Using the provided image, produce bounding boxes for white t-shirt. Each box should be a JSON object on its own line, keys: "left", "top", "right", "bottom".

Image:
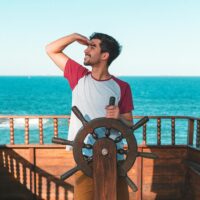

{"left": 64, "top": 59, "right": 134, "bottom": 151}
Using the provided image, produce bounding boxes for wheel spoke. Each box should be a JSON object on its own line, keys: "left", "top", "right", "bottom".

{"left": 117, "top": 149, "right": 127, "bottom": 155}
{"left": 92, "top": 131, "right": 98, "bottom": 139}
{"left": 131, "top": 116, "right": 149, "bottom": 131}
{"left": 125, "top": 175, "right": 138, "bottom": 192}
{"left": 105, "top": 128, "right": 111, "bottom": 137}
{"left": 83, "top": 155, "right": 93, "bottom": 163}
{"left": 83, "top": 143, "right": 93, "bottom": 149}
{"left": 72, "top": 106, "right": 88, "bottom": 126}
{"left": 114, "top": 135, "right": 123, "bottom": 143}
{"left": 60, "top": 165, "right": 80, "bottom": 180}
{"left": 52, "top": 137, "right": 74, "bottom": 146}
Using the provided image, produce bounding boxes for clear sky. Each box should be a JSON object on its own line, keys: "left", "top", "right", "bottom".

{"left": 0, "top": 0, "right": 200, "bottom": 76}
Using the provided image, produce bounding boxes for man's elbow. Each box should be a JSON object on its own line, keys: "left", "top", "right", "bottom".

{"left": 45, "top": 44, "right": 61, "bottom": 57}
{"left": 45, "top": 44, "right": 52, "bottom": 55}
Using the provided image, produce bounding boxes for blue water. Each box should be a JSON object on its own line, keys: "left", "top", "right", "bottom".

{"left": 0, "top": 76, "right": 200, "bottom": 145}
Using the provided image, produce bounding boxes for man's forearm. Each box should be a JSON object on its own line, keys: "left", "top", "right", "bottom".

{"left": 45, "top": 33, "right": 89, "bottom": 71}
{"left": 120, "top": 116, "right": 133, "bottom": 127}
{"left": 45, "top": 33, "right": 77, "bottom": 54}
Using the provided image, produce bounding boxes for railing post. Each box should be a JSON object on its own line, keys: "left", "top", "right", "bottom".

{"left": 196, "top": 120, "right": 200, "bottom": 148}
{"left": 187, "top": 118, "right": 194, "bottom": 146}
{"left": 25, "top": 118, "right": 29, "bottom": 144}
{"left": 157, "top": 118, "right": 161, "bottom": 145}
{"left": 9, "top": 118, "right": 14, "bottom": 144}
{"left": 171, "top": 118, "right": 175, "bottom": 145}
{"left": 53, "top": 118, "right": 58, "bottom": 138}
{"left": 142, "top": 123, "right": 147, "bottom": 145}
{"left": 39, "top": 118, "right": 43, "bottom": 144}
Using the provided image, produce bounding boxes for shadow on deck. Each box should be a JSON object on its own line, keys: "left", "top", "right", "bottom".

{"left": 0, "top": 146, "right": 73, "bottom": 200}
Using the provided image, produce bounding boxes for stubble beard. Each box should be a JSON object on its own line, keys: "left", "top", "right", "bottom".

{"left": 84, "top": 60, "right": 91, "bottom": 66}
{"left": 83, "top": 55, "right": 100, "bottom": 66}
{"left": 84, "top": 55, "right": 92, "bottom": 66}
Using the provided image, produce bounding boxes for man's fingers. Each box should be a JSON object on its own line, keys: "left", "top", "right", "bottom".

{"left": 105, "top": 105, "right": 120, "bottom": 119}
{"left": 77, "top": 38, "right": 90, "bottom": 45}
{"left": 107, "top": 110, "right": 115, "bottom": 114}
{"left": 106, "top": 113, "right": 119, "bottom": 119}
{"left": 76, "top": 34, "right": 90, "bottom": 45}
{"left": 105, "top": 105, "right": 115, "bottom": 110}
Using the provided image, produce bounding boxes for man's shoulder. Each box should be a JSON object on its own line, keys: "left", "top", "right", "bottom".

{"left": 64, "top": 58, "right": 90, "bottom": 90}
{"left": 111, "top": 76, "right": 130, "bottom": 88}
{"left": 66, "top": 58, "right": 84, "bottom": 68}
{"left": 64, "top": 58, "right": 89, "bottom": 75}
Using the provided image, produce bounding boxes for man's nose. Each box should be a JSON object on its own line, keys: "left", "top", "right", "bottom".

{"left": 84, "top": 47, "right": 89, "bottom": 54}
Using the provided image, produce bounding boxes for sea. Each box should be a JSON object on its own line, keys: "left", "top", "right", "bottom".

{"left": 0, "top": 76, "right": 200, "bottom": 145}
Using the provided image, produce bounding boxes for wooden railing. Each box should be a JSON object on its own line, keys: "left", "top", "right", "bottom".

{"left": 0, "top": 115, "right": 200, "bottom": 148}
{"left": 133, "top": 116, "right": 200, "bottom": 147}
{"left": 0, "top": 115, "right": 70, "bottom": 145}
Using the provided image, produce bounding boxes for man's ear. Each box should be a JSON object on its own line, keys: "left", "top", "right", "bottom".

{"left": 101, "top": 52, "right": 109, "bottom": 61}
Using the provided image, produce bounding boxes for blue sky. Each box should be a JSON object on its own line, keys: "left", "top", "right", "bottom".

{"left": 0, "top": 0, "right": 200, "bottom": 76}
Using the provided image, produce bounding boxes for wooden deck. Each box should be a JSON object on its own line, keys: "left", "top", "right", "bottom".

{"left": 0, "top": 115, "right": 200, "bottom": 199}
{"left": 0, "top": 145, "right": 200, "bottom": 199}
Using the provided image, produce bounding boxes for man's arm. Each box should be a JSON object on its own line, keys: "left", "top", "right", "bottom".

{"left": 45, "top": 33, "right": 90, "bottom": 71}
{"left": 106, "top": 106, "right": 133, "bottom": 126}
{"left": 120, "top": 112, "right": 133, "bottom": 126}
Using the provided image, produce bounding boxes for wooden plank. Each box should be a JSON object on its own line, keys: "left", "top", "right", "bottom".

{"left": 188, "top": 170, "right": 200, "bottom": 200}
{"left": 143, "top": 175, "right": 185, "bottom": 184}
{"left": 143, "top": 147, "right": 187, "bottom": 158}
{"left": 136, "top": 156, "right": 142, "bottom": 200}
{"left": 143, "top": 165, "right": 185, "bottom": 176}
{"left": 188, "top": 147, "right": 200, "bottom": 165}
{"left": 143, "top": 158, "right": 185, "bottom": 167}
{"left": 142, "top": 147, "right": 187, "bottom": 200}
{"left": 185, "top": 147, "right": 200, "bottom": 200}
{"left": 35, "top": 148, "right": 71, "bottom": 156}
{"left": 93, "top": 138, "right": 117, "bottom": 200}
{"left": 36, "top": 158, "right": 75, "bottom": 166}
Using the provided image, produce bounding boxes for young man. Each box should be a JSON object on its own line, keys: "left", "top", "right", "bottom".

{"left": 46, "top": 33, "right": 134, "bottom": 199}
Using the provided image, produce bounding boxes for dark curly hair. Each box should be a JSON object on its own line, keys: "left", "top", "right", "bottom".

{"left": 89, "top": 32, "right": 122, "bottom": 66}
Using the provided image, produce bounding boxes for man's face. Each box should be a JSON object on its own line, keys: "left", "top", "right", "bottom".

{"left": 84, "top": 39, "right": 103, "bottom": 66}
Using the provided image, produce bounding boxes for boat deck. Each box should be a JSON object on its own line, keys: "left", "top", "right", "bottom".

{"left": 0, "top": 115, "right": 200, "bottom": 200}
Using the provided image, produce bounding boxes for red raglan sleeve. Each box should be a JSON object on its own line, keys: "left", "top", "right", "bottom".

{"left": 119, "top": 84, "right": 134, "bottom": 114}
{"left": 64, "top": 59, "right": 88, "bottom": 90}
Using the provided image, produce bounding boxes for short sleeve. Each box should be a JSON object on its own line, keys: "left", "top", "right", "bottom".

{"left": 118, "top": 84, "right": 134, "bottom": 114}
{"left": 64, "top": 59, "right": 88, "bottom": 90}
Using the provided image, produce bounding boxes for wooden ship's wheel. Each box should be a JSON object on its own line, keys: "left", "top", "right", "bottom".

{"left": 52, "top": 97, "right": 157, "bottom": 199}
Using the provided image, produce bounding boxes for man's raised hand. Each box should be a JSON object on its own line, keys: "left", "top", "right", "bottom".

{"left": 74, "top": 33, "right": 90, "bottom": 46}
